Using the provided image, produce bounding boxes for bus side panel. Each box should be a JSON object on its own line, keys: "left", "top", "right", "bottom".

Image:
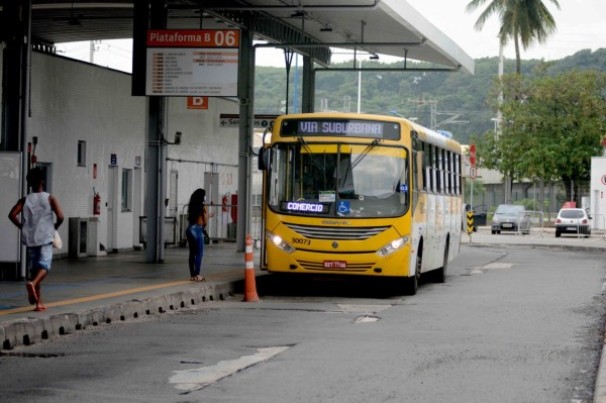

{"left": 410, "top": 192, "right": 429, "bottom": 277}
{"left": 415, "top": 193, "right": 462, "bottom": 275}
{"left": 450, "top": 196, "right": 463, "bottom": 260}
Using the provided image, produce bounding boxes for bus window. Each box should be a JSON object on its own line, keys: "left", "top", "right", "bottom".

{"left": 267, "top": 142, "right": 408, "bottom": 218}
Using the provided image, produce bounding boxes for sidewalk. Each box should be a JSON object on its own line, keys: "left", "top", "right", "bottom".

{"left": 0, "top": 242, "right": 255, "bottom": 350}
{"left": 462, "top": 225, "right": 606, "bottom": 251}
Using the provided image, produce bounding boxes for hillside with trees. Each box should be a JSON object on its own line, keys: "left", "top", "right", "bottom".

{"left": 254, "top": 48, "right": 606, "bottom": 145}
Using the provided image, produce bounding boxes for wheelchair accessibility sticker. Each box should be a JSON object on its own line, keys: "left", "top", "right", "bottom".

{"left": 337, "top": 201, "right": 350, "bottom": 215}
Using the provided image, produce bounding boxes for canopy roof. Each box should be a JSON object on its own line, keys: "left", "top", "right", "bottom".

{"left": 24, "top": 0, "right": 474, "bottom": 73}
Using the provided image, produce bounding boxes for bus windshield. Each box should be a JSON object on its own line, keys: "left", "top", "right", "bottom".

{"left": 267, "top": 142, "right": 409, "bottom": 218}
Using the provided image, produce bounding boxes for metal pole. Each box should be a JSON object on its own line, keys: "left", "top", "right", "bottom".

{"left": 357, "top": 60, "right": 362, "bottom": 113}
{"left": 470, "top": 180, "right": 474, "bottom": 212}
{"left": 237, "top": 27, "right": 255, "bottom": 252}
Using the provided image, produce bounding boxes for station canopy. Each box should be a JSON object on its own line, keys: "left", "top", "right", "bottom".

{"left": 25, "top": 0, "right": 474, "bottom": 74}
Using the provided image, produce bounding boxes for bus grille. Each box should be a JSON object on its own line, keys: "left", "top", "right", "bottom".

{"left": 285, "top": 223, "right": 389, "bottom": 240}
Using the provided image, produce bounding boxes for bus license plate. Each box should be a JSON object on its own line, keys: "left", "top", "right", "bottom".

{"left": 324, "top": 260, "right": 347, "bottom": 269}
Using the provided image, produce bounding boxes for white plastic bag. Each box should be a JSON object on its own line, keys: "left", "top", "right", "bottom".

{"left": 52, "top": 230, "right": 63, "bottom": 249}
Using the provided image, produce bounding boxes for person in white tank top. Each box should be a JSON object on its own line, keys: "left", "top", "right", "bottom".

{"left": 8, "top": 167, "right": 64, "bottom": 311}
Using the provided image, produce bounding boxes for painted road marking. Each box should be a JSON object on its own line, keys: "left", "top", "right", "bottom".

{"left": 170, "top": 346, "right": 291, "bottom": 393}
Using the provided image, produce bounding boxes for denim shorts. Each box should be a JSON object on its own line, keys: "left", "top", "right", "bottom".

{"left": 28, "top": 244, "right": 53, "bottom": 273}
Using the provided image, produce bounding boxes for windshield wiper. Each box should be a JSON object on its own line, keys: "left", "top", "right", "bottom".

{"left": 297, "top": 137, "right": 327, "bottom": 171}
{"left": 350, "top": 138, "right": 380, "bottom": 170}
{"left": 297, "top": 136, "right": 312, "bottom": 154}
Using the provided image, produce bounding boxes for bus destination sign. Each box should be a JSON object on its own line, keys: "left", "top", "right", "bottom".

{"left": 281, "top": 201, "right": 329, "bottom": 214}
{"left": 281, "top": 119, "right": 400, "bottom": 140}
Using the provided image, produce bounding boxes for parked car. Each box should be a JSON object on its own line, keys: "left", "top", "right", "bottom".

{"left": 491, "top": 204, "right": 531, "bottom": 234}
{"left": 555, "top": 208, "right": 591, "bottom": 238}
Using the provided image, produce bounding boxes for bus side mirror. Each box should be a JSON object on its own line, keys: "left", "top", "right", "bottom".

{"left": 258, "top": 147, "right": 269, "bottom": 170}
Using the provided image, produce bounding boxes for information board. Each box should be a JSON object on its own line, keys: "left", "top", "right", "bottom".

{"left": 145, "top": 29, "right": 239, "bottom": 97}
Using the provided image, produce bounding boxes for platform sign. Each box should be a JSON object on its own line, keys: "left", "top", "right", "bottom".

{"left": 187, "top": 96, "right": 209, "bottom": 110}
{"left": 220, "top": 114, "right": 278, "bottom": 129}
{"left": 145, "top": 29, "right": 239, "bottom": 97}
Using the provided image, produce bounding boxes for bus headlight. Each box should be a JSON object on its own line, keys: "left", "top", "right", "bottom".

{"left": 266, "top": 231, "right": 295, "bottom": 253}
{"left": 377, "top": 236, "right": 409, "bottom": 257}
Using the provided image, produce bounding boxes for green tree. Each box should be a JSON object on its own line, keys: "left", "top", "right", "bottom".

{"left": 466, "top": 0, "right": 560, "bottom": 74}
{"left": 477, "top": 70, "right": 606, "bottom": 205}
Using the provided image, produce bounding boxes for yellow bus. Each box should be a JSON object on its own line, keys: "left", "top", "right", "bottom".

{"left": 257, "top": 112, "right": 463, "bottom": 295}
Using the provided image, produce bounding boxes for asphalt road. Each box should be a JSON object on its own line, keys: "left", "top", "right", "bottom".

{"left": 1, "top": 243, "right": 605, "bottom": 403}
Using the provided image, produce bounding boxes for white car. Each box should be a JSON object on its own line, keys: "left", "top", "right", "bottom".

{"left": 555, "top": 208, "right": 591, "bottom": 238}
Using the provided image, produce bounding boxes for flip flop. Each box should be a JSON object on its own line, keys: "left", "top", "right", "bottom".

{"left": 34, "top": 305, "right": 47, "bottom": 312}
{"left": 26, "top": 282, "right": 38, "bottom": 305}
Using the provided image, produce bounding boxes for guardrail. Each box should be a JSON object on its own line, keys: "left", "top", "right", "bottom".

{"left": 526, "top": 210, "right": 545, "bottom": 236}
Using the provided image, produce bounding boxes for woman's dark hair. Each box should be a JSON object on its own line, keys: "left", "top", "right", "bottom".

{"left": 187, "top": 188, "right": 206, "bottom": 225}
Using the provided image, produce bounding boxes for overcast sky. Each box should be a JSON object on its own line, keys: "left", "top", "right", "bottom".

{"left": 407, "top": 0, "right": 606, "bottom": 61}
{"left": 56, "top": 0, "right": 606, "bottom": 71}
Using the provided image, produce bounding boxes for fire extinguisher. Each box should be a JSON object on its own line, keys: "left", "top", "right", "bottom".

{"left": 93, "top": 188, "right": 101, "bottom": 216}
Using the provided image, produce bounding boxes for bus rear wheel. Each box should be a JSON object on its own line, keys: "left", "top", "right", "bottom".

{"left": 431, "top": 241, "right": 449, "bottom": 283}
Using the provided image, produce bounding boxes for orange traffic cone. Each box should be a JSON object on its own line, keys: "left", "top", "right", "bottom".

{"left": 243, "top": 234, "right": 259, "bottom": 302}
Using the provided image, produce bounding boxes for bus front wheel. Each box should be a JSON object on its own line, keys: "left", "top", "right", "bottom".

{"left": 404, "top": 251, "right": 422, "bottom": 296}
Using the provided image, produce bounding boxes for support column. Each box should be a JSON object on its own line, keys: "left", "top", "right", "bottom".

{"left": 301, "top": 55, "right": 315, "bottom": 113}
{"left": 138, "top": 0, "right": 168, "bottom": 263}
{"left": 236, "top": 27, "right": 255, "bottom": 252}
{"left": 1, "top": 0, "right": 31, "bottom": 280}
{"left": 1, "top": 0, "right": 30, "bottom": 152}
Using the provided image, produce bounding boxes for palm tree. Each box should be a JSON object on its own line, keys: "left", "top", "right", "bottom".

{"left": 466, "top": 0, "right": 560, "bottom": 74}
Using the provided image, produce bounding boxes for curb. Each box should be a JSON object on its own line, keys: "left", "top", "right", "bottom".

{"left": 1, "top": 281, "right": 237, "bottom": 351}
